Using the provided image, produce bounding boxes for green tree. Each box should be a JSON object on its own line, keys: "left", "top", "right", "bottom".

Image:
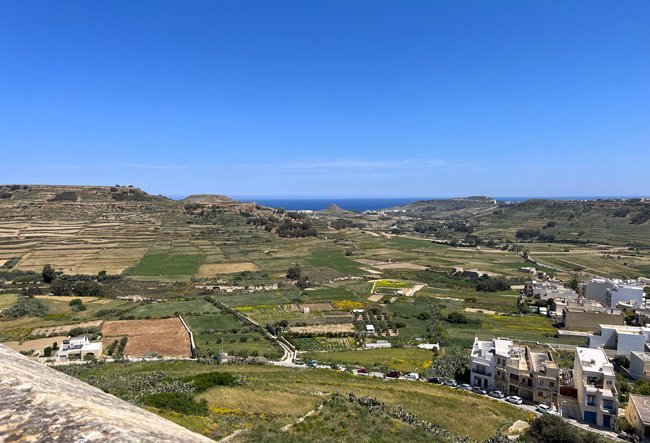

{"left": 42, "top": 264, "right": 56, "bottom": 283}
{"left": 286, "top": 265, "right": 301, "bottom": 280}
{"left": 427, "top": 346, "right": 470, "bottom": 379}
{"left": 567, "top": 273, "right": 580, "bottom": 291}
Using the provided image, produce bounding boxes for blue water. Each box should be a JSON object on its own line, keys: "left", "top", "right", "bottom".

{"left": 166, "top": 195, "right": 643, "bottom": 211}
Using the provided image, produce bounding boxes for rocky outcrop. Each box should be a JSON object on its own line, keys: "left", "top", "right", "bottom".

{"left": 0, "top": 344, "right": 212, "bottom": 442}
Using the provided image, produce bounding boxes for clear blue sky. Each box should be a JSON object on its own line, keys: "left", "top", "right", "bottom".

{"left": 1, "top": 1, "right": 649, "bottom": 197}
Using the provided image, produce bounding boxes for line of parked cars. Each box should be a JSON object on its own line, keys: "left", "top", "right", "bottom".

{"left": 426, "top": 378, "right": 560, "bottom": 414}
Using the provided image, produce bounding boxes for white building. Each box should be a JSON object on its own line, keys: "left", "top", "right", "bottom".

{"left": 57, "top": 336, "right": 103, "bottom": 361}
{"left": 606, "top": 284, "right": 645, "bottom": 309}
{"left": 581, "top": 278, "right": 646, "bottom": 307}
{"left": 470, "top": 337, "right": 560, "bottom": 405}
{"left": 470, "top": 338, "right": 513, "bottom": 390}
{"left": 589, "top": 324, "right": 650, "bottom": 357}
{"left": 630, "top": 352, "right": 650, "bottom": 381}
{"left": 581, "top": 278, "right": 616, "bottom": 303}
{"left": 573, "top": 347, "right": 618, "bottom": 429}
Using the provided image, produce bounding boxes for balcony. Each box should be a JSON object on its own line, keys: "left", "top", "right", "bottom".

{"left": 471, "top": 368, "right": 492, "bottom": 377}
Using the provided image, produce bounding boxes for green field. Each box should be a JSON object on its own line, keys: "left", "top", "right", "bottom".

{"left": 303, "top": 348, "right": 433, "bottom": 372}
{"left": 0, "top": 293, "right": 19, "bottom": 310}
{"left": 130, "top": 253, "right": 203, "bottom": 278}
{"left": 127, "top": 298, "right": 219, "bottom": 318}
{"left": 185, "top": 312, "right": 281, "bottom": 359}
{"left": 307, "top": 249, "right": 363, "bottom": 275}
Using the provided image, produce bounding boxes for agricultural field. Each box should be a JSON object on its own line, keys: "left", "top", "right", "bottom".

{"left": 130, "top": 253, "right": 204, "bottom": 280}
{"left": 184, "top": 308, "right": 281, "bottom": 359}
{"left": 102, "top": 318, "right": 192, "bottom": 358}
{"left": 126, "top": 298, "right": 220, "bottom": 319}
{"left": 302, "top": 348, "right": 433, "bottom": 372}
{"left": 289, "top": 336, "right": 355, "bottom": 352}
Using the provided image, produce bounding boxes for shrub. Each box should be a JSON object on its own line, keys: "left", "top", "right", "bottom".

{"left": 141, "top": 392, "right": 208, "bottom": 415}
{"left": 2, "top": 296, "right": 48, "bottom": 318}
{"left": 525, "top": 414, "right": 604, "bottom": 442}
{"left": 43, "top": 346, "right": 53, "bottom": 357}
{"left": 184, "top": 371, "right": 237, "bottom": 392}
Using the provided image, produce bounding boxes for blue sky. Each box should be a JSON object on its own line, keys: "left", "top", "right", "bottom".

{"left": 1, "top": 1, "right": 649, "bottom": 197}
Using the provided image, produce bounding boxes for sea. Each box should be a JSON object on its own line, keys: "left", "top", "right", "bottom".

{"left": 165, "top": 195, "right": 643, "bottom": 212}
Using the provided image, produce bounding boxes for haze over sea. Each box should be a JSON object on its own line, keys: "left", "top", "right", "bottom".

{"left": 166, "top": 196, "right": 644, "bottom": 212}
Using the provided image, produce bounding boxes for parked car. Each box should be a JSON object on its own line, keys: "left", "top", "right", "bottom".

{"left": 506, "top": 396, "right": 523, "bottom": 405}
{"left": 357, "top": 368, "right": 368, "bottom": 374}
{"left": 536, "top": 404, "right": 557, "bottom": 415}
{"left": 489, "top": 390, "right": 505, "bottom": 399}
{"left": 457, "top": 383, "right": 472, "bottom": 391}
{"left": 427, "top": 377, "right": 442, "bottom": 384}
{"left": 404, "top": 372, "right": 420, "bottom": 380}
{"left": 385, "top": 370, "right": 402, "bottom": 379}
{"left": 472, "top": 386, "right": 488, "bottom": 395}
{"left": 617, "top": 433, "right": 640, "bottom": 442}
{"left": 443, "top": 379, "right": 458, "bottom": 387}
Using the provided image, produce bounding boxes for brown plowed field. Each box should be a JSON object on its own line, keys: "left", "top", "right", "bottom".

{"left": 101, "top": 318, "right": 191, "bottom": 358}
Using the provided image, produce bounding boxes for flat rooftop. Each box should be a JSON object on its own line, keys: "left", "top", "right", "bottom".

{"left": 630, "top": 394, "right": 650, "bottom": 425}
{"left": 631, "top": 352, "right": 650, "bottom": 362}
{"left": 576, "top": 347, "right": 613, "bottom": 374}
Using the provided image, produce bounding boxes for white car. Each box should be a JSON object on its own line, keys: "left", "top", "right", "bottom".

{"left": 489, "top": 390, "right": 505, "bottom": 399}
{"left": 536, "top": 404, "right": 557, "bottom": 415}
{"left": 457, "top": 383, "right": 472, "bottom": 391}
{"left": 404, "top": 372, "right": 420, "bottom": 380}
{"left": 506, "top": 395, "right": 523, "bottom": 405}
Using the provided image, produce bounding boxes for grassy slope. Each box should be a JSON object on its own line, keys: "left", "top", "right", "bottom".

{"left": 63, "top": 361, "right": 528, "bottom": 441}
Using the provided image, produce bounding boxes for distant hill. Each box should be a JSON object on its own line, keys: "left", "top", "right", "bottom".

{"left": 471, "top": 199, "right": 650, "bottom": 246}
{"left": 181, "top": 194, "right": 235, "bottom": 205}
{"left": 319, "top": 204, "right": 356, "bottom": 215}
{"left": 390, "top": 196, "right": 497, "bottom": 217}
{"left": 0, "top": 184, "right": 169, "bottom": 203}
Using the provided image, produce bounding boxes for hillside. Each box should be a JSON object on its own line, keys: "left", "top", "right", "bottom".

{"left": 391, "top": 197, "right": 497, "bottom": 218}
{"left": 471, "top": 199, "right": 650, "bottom": 246}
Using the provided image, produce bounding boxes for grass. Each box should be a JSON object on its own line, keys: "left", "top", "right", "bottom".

{"left": 302, "top": 348, "right": 433, "bottom": 372}
{"left": 0, "top": 293, "right": 18, "bottom": 310}
{"left": 130, "top": 253, "right": 203, "bottom": 278}
{"left": 243, "top": 395, "right": 440, "bottom": 443}
{"left": 62, "top": 361, "right": 528, "bottom": 441}
{"left": 307, "top": 250, "right": 363, "bottom": 275}
{"left": 127, "top": 298, "right": 219, "bottom": 318}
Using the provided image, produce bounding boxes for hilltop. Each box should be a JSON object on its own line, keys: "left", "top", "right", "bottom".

{"left": 181, "top": 194, "right": 235, "bottom": 205}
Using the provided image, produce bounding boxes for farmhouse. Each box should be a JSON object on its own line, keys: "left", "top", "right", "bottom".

{"left": 57, "top": 336, "right": 103, "bottom": 361}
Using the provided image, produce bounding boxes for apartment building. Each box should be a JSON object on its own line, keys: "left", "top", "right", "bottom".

{"left": 589, "top": 324, "right": 650, "bottom": 357}
{"left": 573, "top": 347, "right": 618, "bottom": 429}
{"left": 470, "top": 337, "right": 560, "bottom": 406}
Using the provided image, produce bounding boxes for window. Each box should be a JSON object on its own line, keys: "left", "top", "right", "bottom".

{"left": 606, "top": 380, "right": 613, "bottom": 385}
{"left": 549, "top": 382, "right": 555, "bottom": 388}
{"left": 603, "top": 400, "right": 614, "bottom": 410}
{"left": 538, "top": 391, "right": 543, "bottom": 397}
{"left": 586, "top": 395, "right": 596, "bottom": 407}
